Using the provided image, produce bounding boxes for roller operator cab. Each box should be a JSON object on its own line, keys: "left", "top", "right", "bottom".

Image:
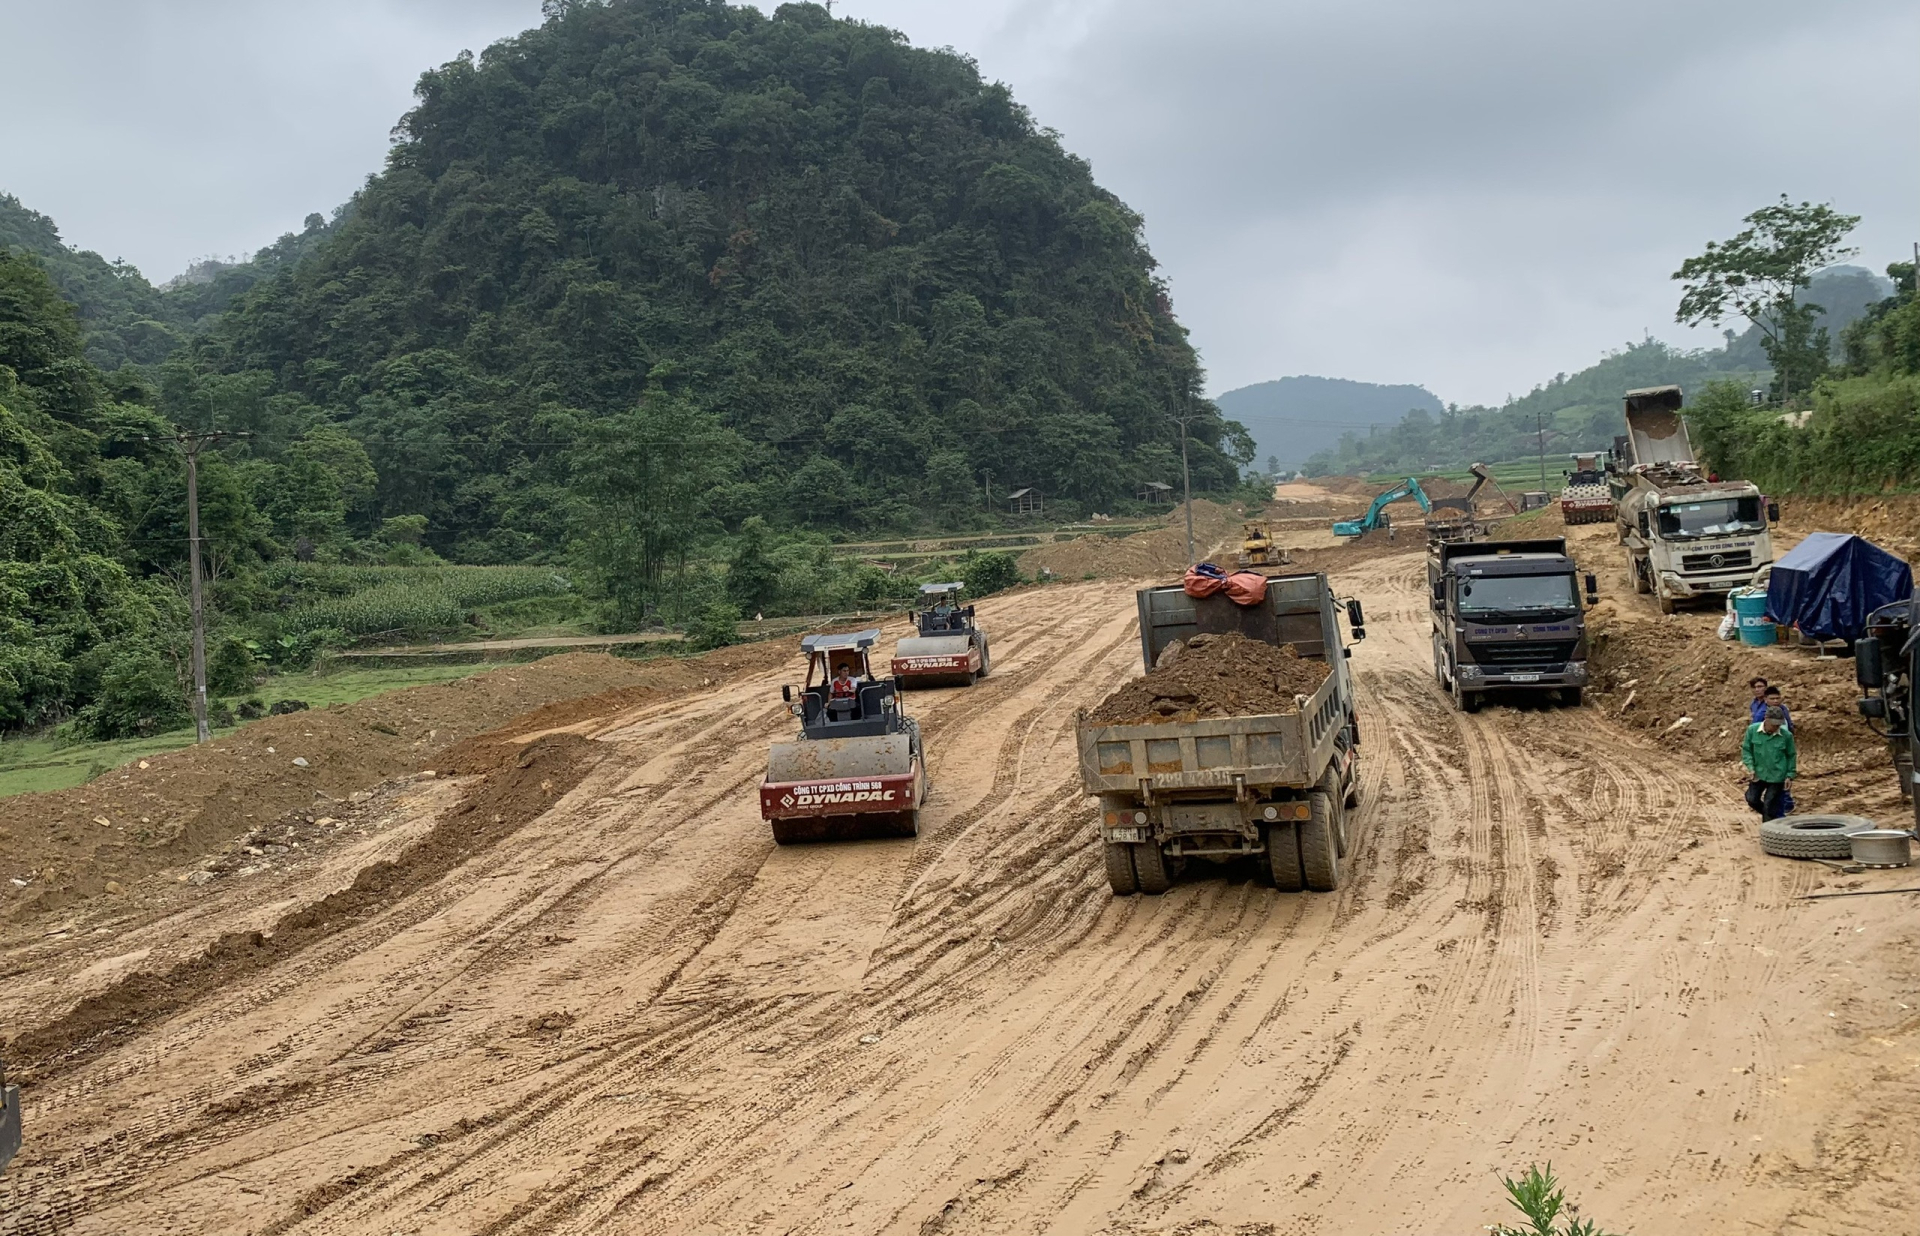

{"left": 761, "top": 630, "right": 928, "bottom": 843}
{"left": 890, "top": 582, "right": 990, "bottom": 688}
{"left": 1430, "top": 538, "right": 1596, "bottom": 712}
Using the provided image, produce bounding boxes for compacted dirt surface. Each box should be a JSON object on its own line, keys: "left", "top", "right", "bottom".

{"left": 5, "top": 552, "right": 1920, "bottom": 1235}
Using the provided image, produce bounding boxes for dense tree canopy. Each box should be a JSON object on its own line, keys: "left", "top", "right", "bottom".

{"left": 186, "top": 0, "right": 1242, "bottom": 558}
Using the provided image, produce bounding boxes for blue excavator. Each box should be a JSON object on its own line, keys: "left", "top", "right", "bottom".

{"left": 1332, "top": 478, "right": 1433, "bottom": 538}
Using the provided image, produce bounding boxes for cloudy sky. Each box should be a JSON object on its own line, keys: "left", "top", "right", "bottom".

{"left": 3, "top": 0, "right": 1914, "bottom": 405}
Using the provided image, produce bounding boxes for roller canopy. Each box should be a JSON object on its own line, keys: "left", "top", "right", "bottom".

{"left": 1766, "top": 532, "right": 1914, "bottom": 640}
{"left": 800, "top": 629, "right": 880, "bottom": 653}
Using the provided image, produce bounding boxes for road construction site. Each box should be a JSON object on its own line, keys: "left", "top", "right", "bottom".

{"left": 4, "top": 509, "right": 1920, "bottom": 1235}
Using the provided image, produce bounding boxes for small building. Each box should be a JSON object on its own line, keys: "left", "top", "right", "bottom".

{"left": 1007, "top": 487, "right": 1043, "bottom": 516}
{"left": 1137, "top": 481, "right": 1174, "bottom": 505}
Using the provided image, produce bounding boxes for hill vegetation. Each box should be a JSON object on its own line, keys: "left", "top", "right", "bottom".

{"left": 1214, "top": 376, "right": 1440, "bottom": 473}
{"left": 0, "top": 0, "right": 1248, "bottom": 740}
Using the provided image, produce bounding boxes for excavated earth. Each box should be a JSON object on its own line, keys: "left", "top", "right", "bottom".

{"left": 3, "top": 513, "right": 1920, "bottom": 1235}
{"left": 1087, "top": 633, "right": 1331, "bottom": 725}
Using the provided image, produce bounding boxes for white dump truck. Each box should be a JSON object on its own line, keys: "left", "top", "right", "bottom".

{"left": 1611, "top": 385, "right": 1777, "bottom": 613}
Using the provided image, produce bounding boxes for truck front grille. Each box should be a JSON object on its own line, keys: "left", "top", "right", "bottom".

{"left": 1471, "top": 640, "right": 1577, "bottom": 670}
{"left": 1680, "top": 549, "right": 1752, "bottom": 573}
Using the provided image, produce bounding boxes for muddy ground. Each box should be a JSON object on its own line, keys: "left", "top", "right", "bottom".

{"left": 2, "top": 507, "right": 1919, "bottom": 1235}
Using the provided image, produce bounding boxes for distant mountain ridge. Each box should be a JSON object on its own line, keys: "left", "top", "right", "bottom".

{"left": 1214, "top": 375, "right": 1443, "bottom": 471}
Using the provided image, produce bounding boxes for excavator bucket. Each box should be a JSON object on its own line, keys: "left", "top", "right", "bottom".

{"left": 891, "top": 635, "right": 980, "bottom": 687}
{"left": 762, "top": 733, "right": 923, "bottom": 842}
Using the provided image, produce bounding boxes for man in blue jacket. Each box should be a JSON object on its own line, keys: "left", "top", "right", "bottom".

{"left": 1741, "top": 705, "right": 1796, "bottom": 820}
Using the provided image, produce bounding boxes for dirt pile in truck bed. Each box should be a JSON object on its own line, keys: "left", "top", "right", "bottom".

{"left": 1087, "top": 633, "right": 1331, "bottom": 725}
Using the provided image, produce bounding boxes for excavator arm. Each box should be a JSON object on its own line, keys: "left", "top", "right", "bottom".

{"left": 1332, "top": 478, "right": 1432, "bottom": 538}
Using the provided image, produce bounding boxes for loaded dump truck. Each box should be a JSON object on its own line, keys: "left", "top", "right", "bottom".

{"left": 890, "top": 582, "right": 990, "bottom": 688}
{"left": 1076, "top": 573, "right": 1365, "bottom": 895}
{"left": 761, "top": 630, "right": 927, "bottom": 843}
{"left": 1611, "top": 385, "right": 1777, "bottom": 613}
{"left": 1430, "top": 537, "right": 1596, "bottom": 712}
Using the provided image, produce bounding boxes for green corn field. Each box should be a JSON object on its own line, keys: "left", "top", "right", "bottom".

{"left": 270, "top": 565, "right": 573, "bottom": 637}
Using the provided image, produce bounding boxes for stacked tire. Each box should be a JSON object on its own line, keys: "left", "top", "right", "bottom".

{"left": 1757, "top": 814, "right": 1877, "bottom": 859}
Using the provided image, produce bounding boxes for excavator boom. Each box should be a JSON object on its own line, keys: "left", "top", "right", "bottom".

{"left": 1332, "top": 478, "right": 1432, "bottom": 538}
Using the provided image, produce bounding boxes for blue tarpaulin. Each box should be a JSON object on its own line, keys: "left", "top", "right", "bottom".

{"left": 1765, "top": 532, "right": 1914, "bottom": 640}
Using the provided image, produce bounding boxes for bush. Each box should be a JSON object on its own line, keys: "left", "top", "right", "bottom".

{"left": 72, "top": 648, "right": 191, "bottom": 739}
{"left": 686, "top": 601, "right": 743, "bottom": 651}
{"left": 208, "top": 636, "right": 260, "bottom": 695}
{"left": 960, "top": 551, "right": 1022, "bottom": 598}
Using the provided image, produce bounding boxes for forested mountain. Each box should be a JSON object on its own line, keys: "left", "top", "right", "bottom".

{"left": 1214, "top": 376, "right": 1441, "bottom": 472}
{"left": 1303, "top": 339, "right": 1771, "bottom": 476}
{"left": 170, "top": 0, "right": 1239, "bottom": 561}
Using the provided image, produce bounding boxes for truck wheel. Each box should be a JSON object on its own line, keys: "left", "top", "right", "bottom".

{"left": 1132, "top": 842, "right": 1174, "bottom": 894}
{"left": 1104, "top": 842, "right": 1139, "bottom": 895}
{"left": 1343, "top": 772, "right": 1360, "bottom": 812}
{"left": 1758, "top": 814, "right": 1875, "bottom": 859}
{"left": 1563, "top": 687, "right": 1583, "bottom": 707}
{"left": 1265, "top": 823, "right": 1305, "bottom": 891}
{"left": 978, "top": 642, "right": 991, "bottom": 678}
{"left": 1626, "top": 550, "right": 1647, "bottom": 594}
{"left": 770, "top": 819, "right": 802, "bottom": 846}
{"left": 1301, "top": 792, "right": 1342, "bottom": 892}
{"left": 1658, "top": 594, "right": 1677, "bottom": 615}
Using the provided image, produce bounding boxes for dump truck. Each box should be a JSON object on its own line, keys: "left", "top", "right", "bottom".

{"left": 890, "top": 582, "right": 990, "bottom": 688}
{"left": 1076, "top": 573, "right": 1366, "bottom": 895}
{"left": 1611, "top": 385, "right": 1777, "bottom": 613}
{"left": 1559, "top": 452, "right": 1614, "bottom": 525}
{"left": 1, "top": 1059, "right": 19, "bottom": 1174}
{"left": 1855, "top": 592, "right": 1920, "bottom": 831}
{"left": 1430, "top": 537, "right": 1597, "bottom": 712}
{"left": 761, "top": 630, "right": 927, "bottom": 843}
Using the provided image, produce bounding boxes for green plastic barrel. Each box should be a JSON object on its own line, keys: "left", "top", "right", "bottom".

{"left": 1732, "top": 588, "right": 1775, "bottom": 646}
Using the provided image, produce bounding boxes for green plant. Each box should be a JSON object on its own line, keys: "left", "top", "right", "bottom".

{"left": 71, "top": 648, "right": 191, "bottom": 740}
{"left": 686, "top": 601, "right": 743, "bottom": 651}
{"left": 1492, "top": 1164, "right": 1621, "bottom": 1236}
{"left": 960, "top": 551, "right": 1022, "bottom": 598}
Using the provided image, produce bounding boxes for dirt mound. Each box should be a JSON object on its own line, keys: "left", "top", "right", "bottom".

{"left": 1087, "top": 633, "right": 1331, "bottom": 725}
{"left": 1019, "top": 501, "right": 1246, "bottom": 580}
{"left": 0, "top": 649, "right": 778, "bottom": 922}
{"left": 4, "top": 733, "right": 604, "bottom": 1082}
{"left": 1778, "top": 494, "right": 1920, "bottom": 561}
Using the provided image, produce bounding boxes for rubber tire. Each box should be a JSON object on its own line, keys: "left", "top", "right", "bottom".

{"left": 1104, "top": 842, "right": 1139, "bottom": 895}
{"left": 1453, "top": 679, "right": 1481, "bottom": 713}
{"left": 1629, "top": 550, "right": 1650, "bottom": 594}
{"left": 903, "top": 809, "right": 922, "bottom": 838}
{"left": 977, "top": 641, "right": 991, "bottom": 679}
{"left": 1266, "top": 823, "right": 1305, "bottom": 891}
{"left": 1658, "top": 594, "right": 1677, "bottom": 615}
{"left": 1300, "top": 791, "right": 1342, "bottom": 892}
{"left": 770, "top": 818, "right": 802, "bottom": 846}
{"left": 1343, "top": 771, "right": 1360, "bottom": 812}
{"left": 1758, "top": 813, "right": 1877, "bottom": 859}
{"left": 1563, "top": 687, "right": 1583, "bottom": 707}
{"left": 1133, "top": 841, "right": 1174, "bottom": 894}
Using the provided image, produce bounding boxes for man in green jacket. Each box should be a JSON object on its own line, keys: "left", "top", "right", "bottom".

{"left": 1741, "top": 704, "right": 1796, "bottom": 820}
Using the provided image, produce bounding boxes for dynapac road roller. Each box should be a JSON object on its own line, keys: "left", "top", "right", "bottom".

{"left": 890, "top": 582, "right": 990, "bottom": 688}
{"left": 761, "top": 630, "right": 928, "bottom": 843}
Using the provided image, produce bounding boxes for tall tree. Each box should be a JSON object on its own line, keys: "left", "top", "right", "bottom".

{"left": 1673, "top": 197, "right": 1860, "bottom": 403}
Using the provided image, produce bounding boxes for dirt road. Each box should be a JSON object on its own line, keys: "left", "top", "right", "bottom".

{"left": 5, "top": 562, "right": 1918, "bottom": 1234}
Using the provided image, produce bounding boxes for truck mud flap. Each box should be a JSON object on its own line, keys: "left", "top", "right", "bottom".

{"left": 0, "top": 1078, "right": 20, "bottom": 1174}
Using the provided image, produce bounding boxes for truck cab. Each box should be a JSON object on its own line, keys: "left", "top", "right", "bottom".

{"left": 1611, "top": 385, "right": 1777, "bottom": 612}
{"left": 1430, "top": 538, "right": 1595, "bottom": 712}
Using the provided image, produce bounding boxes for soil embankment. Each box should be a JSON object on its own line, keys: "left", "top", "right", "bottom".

{"left": 3, "top": 558, "right": 1918, "bottom": 1236}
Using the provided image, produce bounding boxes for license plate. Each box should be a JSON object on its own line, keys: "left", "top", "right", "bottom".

{"left": 1104, "top": 826, "right": 1149, "bottom": 843}
{"left": 1508, "top": 673, "right": 1541, "bottom": 683}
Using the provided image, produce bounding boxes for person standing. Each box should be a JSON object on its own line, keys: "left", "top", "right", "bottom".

{"left": 1746, "top": 676, "right": 1771, "bottom": 725}
{"left": 1761, "top": 684, "right": 1792, "bottom": 730}
{"left": 1741, "top": 704, "right": 1797, "bottom": 821}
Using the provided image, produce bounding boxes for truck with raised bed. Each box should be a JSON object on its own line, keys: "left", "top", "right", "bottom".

{"left": 1077, "top": 573, "right": 1366, "bottom": 896}
{"left": 1611, "top": 385, "right": 1778, "bottom": 613}
{"left": 1430, "top": 537, "right": 1597, "bottom": 712}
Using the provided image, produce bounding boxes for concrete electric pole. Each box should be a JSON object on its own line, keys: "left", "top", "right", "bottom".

{"left": 145, "top": 429, "right": 251, "bottom": 742}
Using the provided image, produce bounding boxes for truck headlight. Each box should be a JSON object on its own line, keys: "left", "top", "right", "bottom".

{"left": 1459, "top": 664, "right": 1483, "bottom": 680}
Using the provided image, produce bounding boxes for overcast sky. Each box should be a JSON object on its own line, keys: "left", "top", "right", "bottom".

{"left": 3, "top": 0, "right": 1914, "bottom": 405}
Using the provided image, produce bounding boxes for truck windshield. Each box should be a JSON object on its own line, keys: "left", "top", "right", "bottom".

{"left": 1657, "top": 497, "right": 1762, "bottom": 538}
{"left": 1458, "top": 573, "right": 1578, "bottom": 618}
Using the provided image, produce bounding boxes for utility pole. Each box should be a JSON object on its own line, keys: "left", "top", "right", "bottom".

{"left": 145, "top": 430, "right": 251, "bottom": 742}
{"left": 981, "top": 468, "right": 993, "bottom": 514}
{"left": 1536, "top": 408, "right": 1547, "bottom": 491}
{"left": 1173, "top": 399, "right": 1197, "bottom": 564}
